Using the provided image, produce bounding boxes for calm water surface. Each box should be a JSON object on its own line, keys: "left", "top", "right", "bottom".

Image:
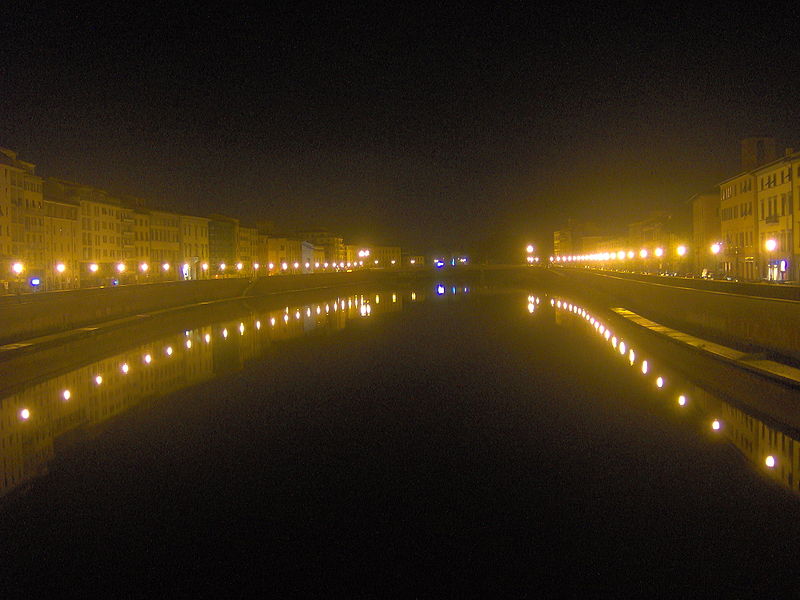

{"left": 1, "top": 282, "right": 799, "bottom": 596}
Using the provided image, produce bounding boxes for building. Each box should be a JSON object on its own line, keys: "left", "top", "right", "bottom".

{"left": 296, "top": 229, "right": 345, "bottom": 264}
{"left": 719, "top": 173, "right": 758, "bottom": 280}
{"left": 45, "top": 179, "right": 125, "bottom": 286}
{"left": 42, "top": 194, "right": 80, "bottom": 290}
{"left": 148, "top": 209, "right": 181, "bottom": 280}
{"left": 371, "top": 245, "right": 401, "bottom": 267}
{"left": 208, "top": 215, "right": 239, "bottom": 277}
{"left": 179, "top": 214, "right": 210, "bottom": 279}
{"left": 1, "top": 148, "right": 45, "bottom": 290}
{"left": 553, "top": 229, "right": 573, "bottom": 258}
{"left": 236, "top": 225, "right": 258, "bottom": 275}
{"left": 267, "top": 237, "right": 313, "bottom": 272}
{"left": 741, "top": 137, "right": 777, "bottom": 172}
{"left": 404, "top": 254, "right": 425, "bottom": 267}
{"left": 131, "top": 209, "right": 152, "bottom": 281}
{"left": 754, "top": 151, "right": 796, "bottom": 281}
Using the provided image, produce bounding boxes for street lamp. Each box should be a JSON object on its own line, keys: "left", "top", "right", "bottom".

{"left": 765, "top": 238, "right": 777, "bottom": 281}
{"left": 54, "top": 262, "right": 66, "bottom": 290}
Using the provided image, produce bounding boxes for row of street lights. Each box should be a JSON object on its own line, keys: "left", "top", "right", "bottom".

{"left": 550, "top": 245, "right": 688, "bottom": 264}
{"left": 6, "top": 255, "right": 392, "bottom": 290}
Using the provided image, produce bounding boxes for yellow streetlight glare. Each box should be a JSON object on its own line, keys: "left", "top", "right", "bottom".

{"left": 676, "top": 245, "right": 687, "bottom": 257}
{"left": 765, "top": 239, "right": 777, "bottom": 252}
{"left": 526, "top": 245, "right": 534, "bottom": 254}
{"left": 56, "top": 263, "right": 66, "bottom": 273}
{"left": 711, "top": 243, "right": 721, "bottom": 255}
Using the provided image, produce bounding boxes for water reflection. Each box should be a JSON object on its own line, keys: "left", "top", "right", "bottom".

{"left": 542, "top": 293, "right": 800, "bottom": 496}
{"left": 0, "top": 287, "right": 456, "bottom": 499}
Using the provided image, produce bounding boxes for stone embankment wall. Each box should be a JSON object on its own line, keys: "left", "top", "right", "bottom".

{"left": 0, "top": 272, "right": 376, "bottom": 345}
{"left": 555, "top": 269, "right": 800, "bottom": 361}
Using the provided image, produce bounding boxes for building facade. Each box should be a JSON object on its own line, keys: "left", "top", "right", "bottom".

{"left": 755, "top": 153, "right": 796, "bottom": 281}
{"left": 208, "top": 215, "right": 239, "bottom": 277}
{"left": 43, "top": 195, "right": 80, "bottom": 290}
{"left": 719, "top": 173, "right": 758, "bottom": 280}
{"left": 1, "top": 148, "right": 45, "bottom": 289}
{"left": 179, "top": 215, "right": 210, "bottom": 279}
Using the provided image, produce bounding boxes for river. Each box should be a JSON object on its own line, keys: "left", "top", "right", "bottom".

{"left": 1, "top": 279, "right": 798, "bottom": 596}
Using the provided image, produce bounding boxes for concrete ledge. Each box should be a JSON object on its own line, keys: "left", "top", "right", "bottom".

{"left": 612, "top": 307, "right": 800, "bottom": 389}
{"left": 556, "top": 269, "right": 800, "bottom": 362}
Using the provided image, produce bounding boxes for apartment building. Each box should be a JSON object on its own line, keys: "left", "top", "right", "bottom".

{"left": 0, "top": 148, "right": 44, "bottom": 287}
{"left": 754, "top": 152, "right": 795, "bottom": 281}
{"left": 179, "top": 214, "right": 210, "bottom": 279}
{"left": 719, "top": 173, "right": 758, "bottom": 280}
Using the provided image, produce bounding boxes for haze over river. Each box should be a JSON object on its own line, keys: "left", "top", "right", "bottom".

{"left": 1, "top": 279, "right": 799, "bottom": 596}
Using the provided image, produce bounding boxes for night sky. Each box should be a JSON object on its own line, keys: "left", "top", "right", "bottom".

{"left": 1, "top": 4, "right": 798, "bottom": 258}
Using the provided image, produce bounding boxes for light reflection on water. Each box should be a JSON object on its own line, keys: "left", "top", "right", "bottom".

{"left": 540, "top": 292, "right": 800, "bottom": 497}
{"left": 0, "top": 286, "right": 462, "bottom": 500}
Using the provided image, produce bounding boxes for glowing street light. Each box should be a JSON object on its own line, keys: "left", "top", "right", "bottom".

{"left": 526, "top": 244, "right": 534, "bottom": 254}
{"left": 89, "top": 263, "right": 99, "bottom": 273}
{"left": 236, "top": 262, "right": 243, "bottom": 271}
{"left": 676, "top": 245, "right": 687, "bottom": 257}
{"left": 764, "top": 239, "right": 777, "bottom": 252}
{"left": 12, "top": 262, "right": 24, "bottom": 275}
{"left": 116, "top": 263, "right": 126, "bottom": 273}
{"left": 639, "top": 249, "right": 648, "bottom": 259}
{"left": 710, "top": 243, "right": 721, "bottom": 255}
{"left": 55, "top": 263, "right": 66, "bottom": 273}
{"left": 140, "top": 263, "right": 149, "bottom": 272}
{"left": 162, "top": 263, "right": 170, "bottom": 272}
{"left": 654, "top": 247, "right": 664, "bottom": 258}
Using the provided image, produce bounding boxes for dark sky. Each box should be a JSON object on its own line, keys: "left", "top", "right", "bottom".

{"left": 1, "top": 4, "right": 798, "bottom": 257}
